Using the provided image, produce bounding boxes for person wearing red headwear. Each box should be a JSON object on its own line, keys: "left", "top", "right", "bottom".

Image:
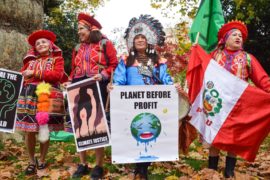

{"left": 64, "top": 13, "right": 118, "bottom": 179}
{"left": 208, "top": 20, "right": 270, "bottom": 178}
{"left": 16, "top": 30, "right": 65, "bottom": 175}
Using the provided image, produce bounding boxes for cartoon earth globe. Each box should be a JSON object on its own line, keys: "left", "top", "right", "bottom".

{"left": 130, "top": 112, "right": 161, "bottom": 143}
{"left": 0, "top": 79, "right": 15, "bottom": 104}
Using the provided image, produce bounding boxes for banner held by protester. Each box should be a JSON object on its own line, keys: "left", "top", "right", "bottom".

{"left": 110, "top": 85, "right": 179, "bottom": 164}
{"left": 66, "top": 78, "right": 110, "bottom": 152}
{"left": 0, "top": 68, "right": 23, "bottom": 133}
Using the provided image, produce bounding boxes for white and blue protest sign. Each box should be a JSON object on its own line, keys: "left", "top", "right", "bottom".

{"left": 110, "top": 85, "right": 179, "bottom": 164}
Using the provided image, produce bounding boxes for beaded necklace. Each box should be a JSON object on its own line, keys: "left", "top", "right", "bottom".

{"left": 136, "top": 54, "right": 155, "bottom": 84}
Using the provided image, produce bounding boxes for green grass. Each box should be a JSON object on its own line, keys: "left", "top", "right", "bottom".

{"left": 104, "top": 147, "right": 111, "bottom": 157}
{"left": 16, "top": 172, "right": 26, "bottom": 180}
{"left": 47, "top": 156, "right": 56, "bottom": 164}
{"left": 48, "top": 141, "right": 58, "bottom": 151}
{"left": 0, "top": 141, "right": 4, "bottom": 151}
{"left": 15, "top": 164, "right": 22, "bottom": 169}
{"left": 184, "top": 157, "right": 207, "bottom": 171}
{"left": 260, "top": 135, "right": 270, "bottom": 151}
{"left": 188, "top": 139, "right": 201, "bottom": 152}
{"left": 50, "top": 165, "right": 61, "bottom": 169}
{"left": 64, "top": 143, "right": 77, "bottom": 154}
{"left": 7, "top": 155, "right": 18, "bottom": 161}
{"left": 72, "top": 156, "right": 80, "bottom": 163}
{"left": 148, "top": 174, "right": 168, "bottom": 179}
{"left": 86, "top": 154, "right": 95, "bottom": 163}
{"left": 104, "top": 163, "right": 118, "bottom": 173}
{"left": 168, "top": 169, "right": 183, "bottom": 176}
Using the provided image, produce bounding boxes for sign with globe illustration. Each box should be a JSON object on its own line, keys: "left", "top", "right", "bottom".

{"left": 0, "top": 68, "right": 23, "bottom": 132}
{"left": 110, "top": 85, "right": 179, "bottom": 164}
{"left": 130, "top": 112, "right": 161, "bottom": 144}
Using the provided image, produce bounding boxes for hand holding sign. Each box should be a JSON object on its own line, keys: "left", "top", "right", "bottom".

{"left": 22, "top": 70, "right": 34, "bottom": 78}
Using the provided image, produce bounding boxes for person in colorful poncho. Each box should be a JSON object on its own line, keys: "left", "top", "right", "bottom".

{"left": 16, "top": 30, "right": 65, "bottom": 175}
{"left": 208, "top": 20, "right": 270, "bottom": 178}
{"left": 64, "top": 13, "right": 118, "bottom": 179}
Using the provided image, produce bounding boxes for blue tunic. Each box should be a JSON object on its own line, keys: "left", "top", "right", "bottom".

{"left": 113, "top": 59, "right": 173, "bottom": 85}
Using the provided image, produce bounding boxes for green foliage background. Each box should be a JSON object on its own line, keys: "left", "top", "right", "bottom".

{"left": 44, "top": 0, "right": 270, "bottom": 75}
{"left": 151, "top": 0, "right": 270, "bottom": 74}
{"left": 43, "top": 0, "right": 106, "bottom": 74}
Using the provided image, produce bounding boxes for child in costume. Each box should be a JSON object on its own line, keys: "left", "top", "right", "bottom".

{"left": 16, "top": 30, "right": 65, "bottom": 175}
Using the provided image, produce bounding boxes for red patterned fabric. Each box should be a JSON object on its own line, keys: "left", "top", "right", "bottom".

{"left": 17, "top": 30, "right": 65, "bottom": 132}
{"left": 16, "top": 84, "right": 64, "bottom": 132}
{"left": 20, "top": 55, "right": 64, "bottom": 86}
{"left": 211, "top": 49, "right": 270, "bottom": 92}
{"left": 69, "top": 40, "right": 118, "bottom": 80}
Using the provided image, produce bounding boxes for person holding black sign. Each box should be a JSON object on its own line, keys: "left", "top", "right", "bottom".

{"left": 63, "top": 13, "right": 118, "bottom": 179}
{"left": 16, "top": 30, "right": 65, "bottom": 175}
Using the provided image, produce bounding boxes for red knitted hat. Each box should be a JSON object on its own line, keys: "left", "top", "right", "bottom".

{"left": 218, "top": 20, "right": 248, "bottom": 42}
{"left": 28, "top": 30, "right": 56, "bottom": 46}
{"left": 78, "top": 13, "right": 102, "bottom": 30}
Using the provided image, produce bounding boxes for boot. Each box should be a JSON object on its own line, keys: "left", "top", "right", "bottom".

{"left": 134, "top": 162, "right": 150, "bottom": 180}
{"left": 208, "top": 156, "right": 219, "bottom": 170}
{"left": 224, "top": 156, "right": 236, "bottom": 178}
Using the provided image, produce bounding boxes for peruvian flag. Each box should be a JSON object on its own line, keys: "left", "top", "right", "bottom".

{"left": 187, "top": 44, "right": 270, "bottom": 161}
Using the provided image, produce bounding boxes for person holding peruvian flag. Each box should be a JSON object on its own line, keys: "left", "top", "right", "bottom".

{"left": 187, "top": 19, "right": 270, "bottom": 179}
{"left": 188, "top": 0, "right": 270, "bottom": 178}
{"left": 207, "top": 21, "right": 270, "bottom": 178}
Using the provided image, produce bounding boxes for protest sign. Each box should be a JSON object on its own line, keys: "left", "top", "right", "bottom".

{"left": 67, "top": 79, "right": 110, "bottom": 151}
{"left": 110, "top": 85, "right": 179, "bottom": 164}
{"left": 0, "top": 68, "right": 23, "bottom": 133}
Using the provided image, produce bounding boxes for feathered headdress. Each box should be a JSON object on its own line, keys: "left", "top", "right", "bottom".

{"left": 124, "top": 14, "right": 166, "bottom": 50}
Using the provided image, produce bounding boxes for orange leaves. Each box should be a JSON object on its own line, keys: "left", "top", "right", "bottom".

{"left": 0, "top": 169, "right": 13, "bottom": 179}
{"left": 0, "top": 134, "right": 269, "bottom": 179}
{"left": 157, "top": 42, "right": 190, "bottom": 78}
{"left": 177, "top": 164, "right": 194, "bottom": 175}
{"left": 195, "top": 168, "right": 222, "bottom": 180}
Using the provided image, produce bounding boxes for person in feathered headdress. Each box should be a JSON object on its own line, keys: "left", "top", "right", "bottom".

{"left": 114, "top": 14, "right": 170, "bottom": 86}
{"left": 64, "top": 13, "right": 118, "bottom": 179}
{"left": 16, "top": 30, "right": 65, "bottom": 175}
{"left": 108, "top": 14, "right": 174, "bottom": 179}
{"left": 208, "top": 20, "right": 270, "bottom": 178}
